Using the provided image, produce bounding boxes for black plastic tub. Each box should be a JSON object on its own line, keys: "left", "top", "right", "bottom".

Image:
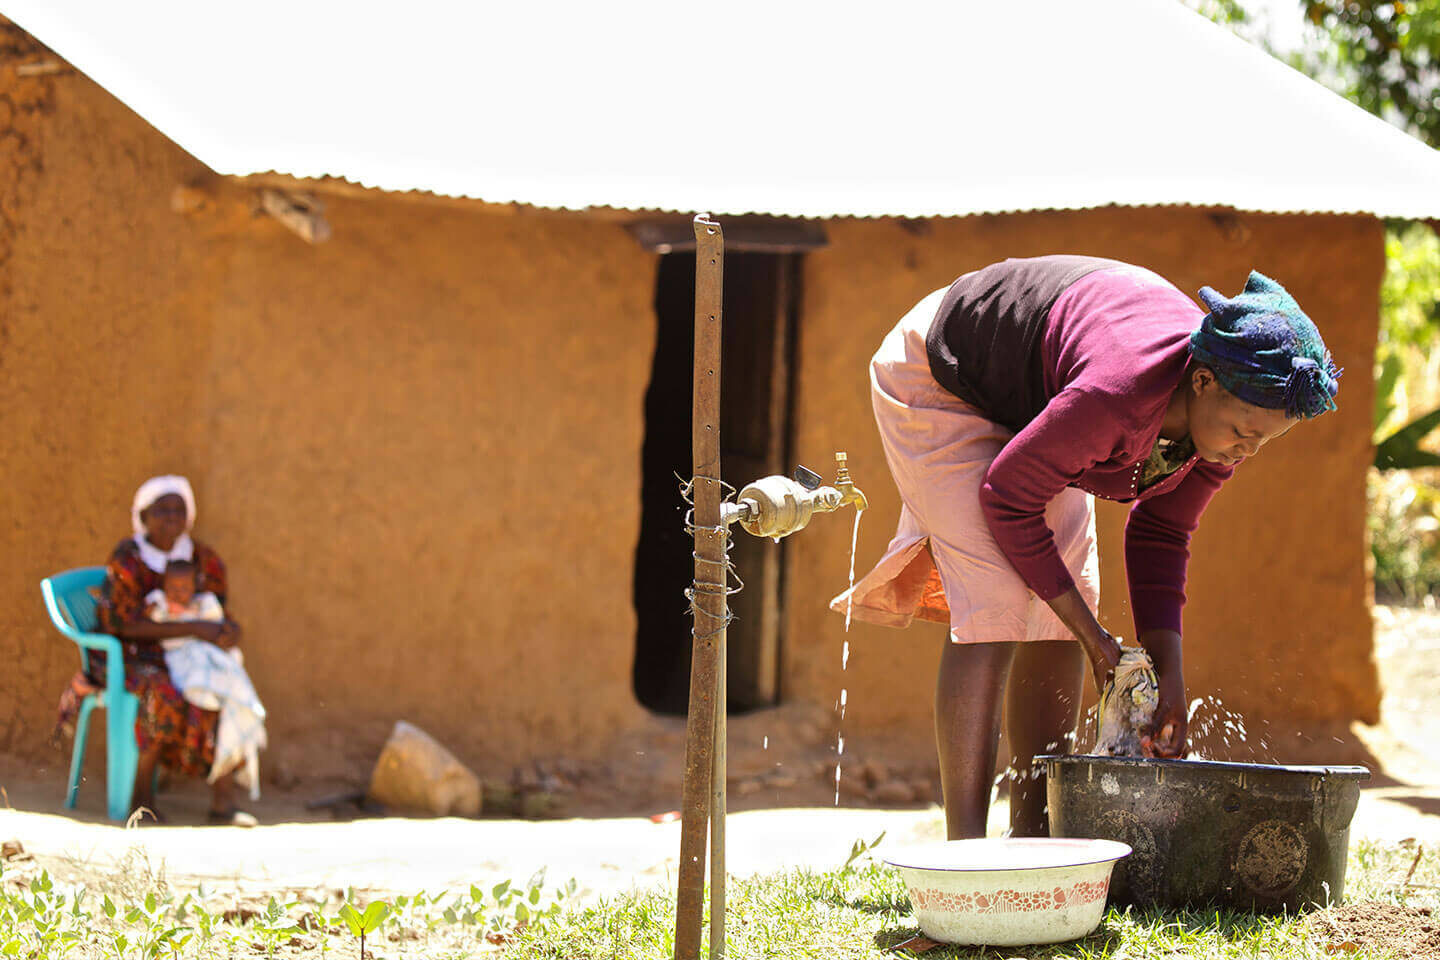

{"left": 1039, "top": 755, "right": 1369, "bottom": 912}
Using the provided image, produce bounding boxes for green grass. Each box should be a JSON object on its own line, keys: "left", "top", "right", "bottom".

{"left": 503, "top": 840, "right": 1437, "bottom": 960}
{"left": 0, "top": 839, "right": 1434, "bottom": 959}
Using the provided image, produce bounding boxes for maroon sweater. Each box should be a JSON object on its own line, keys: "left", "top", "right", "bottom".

{"left": 927, "top": 257, "right": 1233, "bottom": 636}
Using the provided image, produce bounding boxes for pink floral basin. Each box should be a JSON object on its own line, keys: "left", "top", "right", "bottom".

{"left": 884, "top": 837, "right": 1131, "bottom": 947}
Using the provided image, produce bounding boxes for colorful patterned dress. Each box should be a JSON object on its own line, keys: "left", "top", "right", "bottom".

{"left": 91, "top": 538, "right": 226, "bottom": 777}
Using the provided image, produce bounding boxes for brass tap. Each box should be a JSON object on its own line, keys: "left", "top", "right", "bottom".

{"left": 833, "top": 452, "right": 868, "bottom": 512}
{"left": 725, "top": 454, "right": 868, "bottom": 539}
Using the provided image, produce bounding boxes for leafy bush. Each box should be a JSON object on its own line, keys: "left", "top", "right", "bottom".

{"left": 1370, "top": 224, "right": 1440, "bottom": 601}
{"left": 1370, "top": 470, "right": 1440, "bottom": 601}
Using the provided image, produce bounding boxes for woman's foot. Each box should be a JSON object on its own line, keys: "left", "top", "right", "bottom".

{"left": 205, "top": 808, "right": 258, "bottom": 827}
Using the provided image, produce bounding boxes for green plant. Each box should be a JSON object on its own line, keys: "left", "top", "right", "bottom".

{"left": 120, "top": 887, "right": 190, "bottom": 960}
{"left": 840, "top": 831, "right": 886, "bottom": 874}
{"left": 1370, "top": 225, "right": 1440, "bottom": 599}
{"left": 338, "top": 898, "right": 391, "bottom": 958}
{"left": 1374, "top": 224, "right": 1440, "bottom": 466}
{"left": 1370, "top": 470, "right": 1440, "bottom": 600}
{"left": 174, "top": 890, "right": 217, "bottom": 954}
{"left": 1376, "top": 409, "right": 1440, "bottom": 469}
{"left": 252, "top": 896, "right": 302, "bottom": 957}
{"left": 0, "top": 870, "right": 88, "bottom": 960}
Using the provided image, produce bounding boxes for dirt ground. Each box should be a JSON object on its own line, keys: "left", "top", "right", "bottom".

{"left": 1, "top": 603, "right": 1437, "bottom": 903}
{"left": 1304, "top": 902, "right": 1440, "bottom": 959}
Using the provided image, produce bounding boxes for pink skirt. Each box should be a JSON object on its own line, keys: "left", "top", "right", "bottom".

{"left": 829, "top": 287, "right": 1100, "bottom": 645}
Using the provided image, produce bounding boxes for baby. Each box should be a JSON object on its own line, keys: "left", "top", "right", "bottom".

{"left": 146, "top": 559, "right": 225, "bottom": 646}
{"left": 147, "top": 559, "right": 267, "bottom": 800}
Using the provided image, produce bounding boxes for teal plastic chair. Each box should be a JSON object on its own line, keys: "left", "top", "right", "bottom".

{"left": 41, "top": 566, "right": 141, "bottom": 821}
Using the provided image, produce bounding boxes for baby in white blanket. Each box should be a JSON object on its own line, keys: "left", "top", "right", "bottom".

{"left": 147, "top": 560, "right": 267, "bottom": 800}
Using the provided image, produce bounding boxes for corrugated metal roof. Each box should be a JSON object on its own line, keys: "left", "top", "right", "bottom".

{"left": 7, "top": 0, "right": 1440, "bottom": 219}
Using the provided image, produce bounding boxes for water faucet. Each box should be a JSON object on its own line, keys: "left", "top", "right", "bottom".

{"left": 720, "top": 452, "right": 867, "bottom": 540}
{"left": 832, "top": 452, "right": 869, "bottom": 514}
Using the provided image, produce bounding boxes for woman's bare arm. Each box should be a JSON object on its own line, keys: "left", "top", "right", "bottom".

{"left": 1044, "top": 587, "right": 1121, "bottom": 694}
{"left": 111, "top": 619, "right": 225, "bottom": 644}
{"left": 1137, "top": 628, "right": 1187, "bottom": 757}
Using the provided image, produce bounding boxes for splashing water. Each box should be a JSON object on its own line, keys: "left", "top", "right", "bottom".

{"left": 1185, "top": 695, "right": 1272, "bottom": 759}
{"left": 835, "top": 508, "right": 865, "bottom": 804}
{"left": 1078, "top": 693, "right": 1271, "bottom": 759}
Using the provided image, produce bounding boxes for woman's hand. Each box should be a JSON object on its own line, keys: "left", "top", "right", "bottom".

{"left": 188, "top": 621, "right": 227, "bottom": 645}
{"left": 216, "top": 619, "right": 242, "bottom": 650}
{"left": 1084, "top": 629, "right": 1122, "bottom": 697}
{"left": 186, "top": 619, "right": 241, "bottom": 648}
{"left": 1137, "top": 629, "right": 1187, "bottom": 758}
{"left": 1140, "top": 667, "right": 1188, "bottom": 757}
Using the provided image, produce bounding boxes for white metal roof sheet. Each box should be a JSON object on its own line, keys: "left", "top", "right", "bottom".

{"left": 7, "top": 0, "right": 1440, "bottom": 219}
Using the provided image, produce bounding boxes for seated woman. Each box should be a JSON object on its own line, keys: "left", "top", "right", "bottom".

{"left": 91, "top": 475, "right": 261, "bottom": 825}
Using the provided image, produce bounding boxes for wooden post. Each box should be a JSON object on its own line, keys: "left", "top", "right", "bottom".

{"left": 675, "top": 214, "right": 726, "bottom": 960}
{"left": 710, "top": 623, "right": 726, "bottom": 960}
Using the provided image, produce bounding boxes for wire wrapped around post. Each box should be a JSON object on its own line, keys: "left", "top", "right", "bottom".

{"left": 680, "top": 475, "right": 742, "bottom": 959}
{"left": 679, "top": 475, "right": 746, "bottom": 639}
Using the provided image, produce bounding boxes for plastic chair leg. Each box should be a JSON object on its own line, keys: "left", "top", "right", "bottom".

{"left": 65, "top": 695, "right": 97, "bottom": 809}
{"left": 105, "top": 691, "right": 141, "bottom": 822}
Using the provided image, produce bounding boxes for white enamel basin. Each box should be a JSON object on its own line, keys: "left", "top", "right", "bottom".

{"left": 884, "top": 837, "right": 1131, "bottom": 946}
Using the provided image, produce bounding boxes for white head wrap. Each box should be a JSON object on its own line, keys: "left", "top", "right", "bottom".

{"left": 131, "top": 475, "right": 197, "bottom": 572}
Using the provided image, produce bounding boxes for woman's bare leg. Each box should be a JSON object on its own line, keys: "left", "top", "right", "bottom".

{"left": 1004, "top": 639, "right": 1086, "bottom": 837}
{"left": 935, "top": 639, "right": 1015, "bottom": 839}
{"left": 209, "top": 770, "right": 236, "bottom": 814}
{"left": 131, "top": 744, "right": 161, "bottom": 816}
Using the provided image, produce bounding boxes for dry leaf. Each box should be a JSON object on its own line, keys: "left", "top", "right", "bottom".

{"left": 894, "top": 934, "right": 944, "bottom": 954}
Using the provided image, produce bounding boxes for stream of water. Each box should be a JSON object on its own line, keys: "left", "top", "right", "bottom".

{"left": 835, "top": 508, "right": 864, "bottom": 804}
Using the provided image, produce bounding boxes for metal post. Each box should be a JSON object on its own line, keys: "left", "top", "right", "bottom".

{"left": 675, "top": 214, "right": 726, "bottom": 960}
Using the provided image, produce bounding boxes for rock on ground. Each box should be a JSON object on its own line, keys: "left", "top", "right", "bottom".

{"left": 368, "top": 721, "right": 481, "bottom": 817}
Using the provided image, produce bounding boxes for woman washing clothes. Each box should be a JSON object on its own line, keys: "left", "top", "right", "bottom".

{"left": 831, "top": 256, "right": 1340, "bottom": 840}
{"left": 90, "top": 476, "right": 262, "bottom": 825}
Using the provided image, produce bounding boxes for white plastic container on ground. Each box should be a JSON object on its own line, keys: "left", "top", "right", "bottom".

{"left": 883, "top": 837, "right": 1131, "bottom": 946}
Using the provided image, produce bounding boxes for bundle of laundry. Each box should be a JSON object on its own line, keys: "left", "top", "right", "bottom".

{"left": 1094, "top": 647, "right": 1159, "bottom": 758}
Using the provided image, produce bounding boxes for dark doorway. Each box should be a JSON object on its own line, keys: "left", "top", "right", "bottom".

{"left": 632, "top": 252, "right": 800, "bottom": 715}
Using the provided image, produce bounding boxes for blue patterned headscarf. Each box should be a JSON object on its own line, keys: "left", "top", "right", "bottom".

{"left": 1189, "top": 271, "right": 1341, "bottom": 419}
